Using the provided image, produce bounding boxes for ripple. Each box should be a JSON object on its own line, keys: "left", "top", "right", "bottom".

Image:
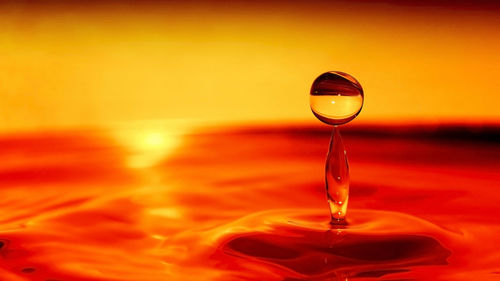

{"left": 212, "top": 209, "right": 456, "bottom": 279}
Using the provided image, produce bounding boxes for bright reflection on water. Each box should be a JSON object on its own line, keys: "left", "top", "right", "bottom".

{"left": 0, "top": 121, "right": 499, "bottom": 281}
{"left": 110, "top": 120, "right": 191, "bottom": 168}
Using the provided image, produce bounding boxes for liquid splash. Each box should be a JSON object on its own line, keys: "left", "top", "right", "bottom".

{"left": 212, "top": 209, "right": 455, "bottom": 280}
{"left": 0, "top": 123, "right": 499, "bottom": 281}
{"left": 326, "top": 127, "right": 349, "bottom": 223}
{"left": 310, "top": 71, "right": 364, "bottom": 223}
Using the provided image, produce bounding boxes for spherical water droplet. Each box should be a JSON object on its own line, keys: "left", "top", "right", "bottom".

{"left": 310, "top": 71, "right": 364, "bottom": 125}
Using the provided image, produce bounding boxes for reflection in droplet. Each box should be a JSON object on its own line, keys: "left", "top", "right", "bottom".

{"left": 310, "top": 71, "right": 364, "bottom": 224}
{"left": 310, "top": 71, "right": 364, "bottom": 125}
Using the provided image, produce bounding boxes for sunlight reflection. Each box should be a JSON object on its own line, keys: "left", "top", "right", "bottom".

{"left": 148, "top": 208, "right": 183, "bottom": 219}
{"left": 110, "top": 120, "right": 193, "bottom": 169}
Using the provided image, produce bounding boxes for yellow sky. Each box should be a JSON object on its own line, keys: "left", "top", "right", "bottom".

{"left": 1, "top": 2, "right": 499, "bottom": 131}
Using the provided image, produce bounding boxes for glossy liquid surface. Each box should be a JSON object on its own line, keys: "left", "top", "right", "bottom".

{"left": 0, "top": 123, "right": 499, "bottom": 281}
{"left": 310, "top": 71, "right": 364, "bottom": 125}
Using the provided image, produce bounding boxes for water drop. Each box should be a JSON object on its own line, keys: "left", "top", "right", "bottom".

{"left": 310, "top": 71, "right": 364, "bottom": 125}
{"left": 309, "top": 71, "right": 364, "bottom": 224}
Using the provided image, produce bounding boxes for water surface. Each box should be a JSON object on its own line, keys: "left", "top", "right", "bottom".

{"left": 0, "top": 123, "right": 499, "bottom": 280}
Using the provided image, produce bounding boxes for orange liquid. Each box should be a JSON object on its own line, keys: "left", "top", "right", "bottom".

{"left": 0, "top": 123, "right": 499, "bottom": 280}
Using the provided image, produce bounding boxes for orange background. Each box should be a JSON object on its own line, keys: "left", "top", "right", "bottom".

{"left": 1, "top": 1, "right": 499, "bottom": 131}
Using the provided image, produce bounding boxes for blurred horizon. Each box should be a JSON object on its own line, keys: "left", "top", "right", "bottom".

{"left": 1, "top": 0, "right": 500, "bottom": 132}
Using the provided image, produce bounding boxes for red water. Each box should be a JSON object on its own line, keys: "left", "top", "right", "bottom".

{"left": 0, "top": 123, "right": 499, "bottom": 281}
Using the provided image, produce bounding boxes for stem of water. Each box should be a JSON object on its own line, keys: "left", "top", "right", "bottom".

{"left": 326, "top": 126, "right": 349, "bottom": 225}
